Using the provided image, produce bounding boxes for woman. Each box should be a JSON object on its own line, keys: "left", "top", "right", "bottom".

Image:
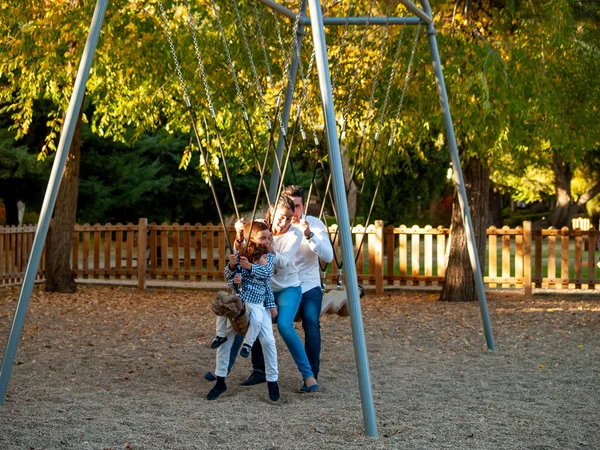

{"left": 238, "top": 196, "right": 319, "bottom": 392}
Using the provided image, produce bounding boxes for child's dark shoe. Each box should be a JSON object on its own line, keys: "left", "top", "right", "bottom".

{"left": 206, "top": 377, "right": 227, "bottom": 400}
{"left": 239, "top": 343, "right": 252, "bottom": 358}
{"left": 267, "top": 381, "right": 280, "bottom": 401}
{"left": 241, "top": 370, "right": 266, "bottom": 386}
{"left": 210, "top": 336, "right": 228, "bottom": 349}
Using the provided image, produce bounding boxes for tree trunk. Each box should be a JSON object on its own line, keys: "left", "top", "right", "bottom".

{"left": 488, "top": 184, "right": 503, "bottom": 227}
{"left": 439, "top": 155, "right": 489, "bottom": 302}
{"left": 341, "top": 145, "right": 357, "bottom": 220}
{"left": 548, "top": 152, "right": 584, "bottom": 228}
{"left": 45, "top": 114, "right": 82, "bottom": 293}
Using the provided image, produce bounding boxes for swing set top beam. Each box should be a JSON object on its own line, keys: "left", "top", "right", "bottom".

{"left": 257, "top": 0, "right": 432, "bottom": 26}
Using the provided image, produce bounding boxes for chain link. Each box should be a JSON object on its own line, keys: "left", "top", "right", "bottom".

{"left": 358, "top": 7, "right": 392, "bottom": 143}
{"left": 183, "top": 0, "right": 215, "bottom": 118}
{"left": 253, "top": 1, "right": 274, "bottom": 89}
{"left": 231, "top": 0, "right": 271, "bottom": 129}
{"left": 330, "top": 1, "right": 354, "bottom": 95}
{"left": 210, "top": 0, "right": 247, "bottom": 119}
{"left": 375, "top": 17, "right": 408, "bottom": 141}
{"left": 272, "top": 7, "right": 302, "bottom": 135}
{"left": 157, "top": 0, "right": 190, "bottom": 107}
{"left": 339, "top": 0, "right": 376, "bottom": 140}
{"left": 389, "top": 24, "right": 422, "bottom": 147}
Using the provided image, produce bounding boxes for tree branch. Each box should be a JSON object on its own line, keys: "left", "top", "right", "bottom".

{"left": 576, "top": 181, "right": 600, "bottom": 207}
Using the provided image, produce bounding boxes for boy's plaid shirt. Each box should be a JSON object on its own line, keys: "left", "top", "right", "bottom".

{"left": 224, "top": 253, "right": 275, "bottom": 309}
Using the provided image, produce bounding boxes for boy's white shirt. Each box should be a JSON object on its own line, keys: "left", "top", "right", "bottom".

{"left": 293, "top": 216, "right": 334, "bottom": 294}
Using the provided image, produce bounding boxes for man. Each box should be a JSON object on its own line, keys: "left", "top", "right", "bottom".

{"left": 282, "top": 185, "right": 334, "bottom": 382}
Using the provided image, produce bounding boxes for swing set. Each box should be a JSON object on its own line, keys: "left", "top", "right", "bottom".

{"left": 0, "top": 0, "right": 496, "bottom": 438}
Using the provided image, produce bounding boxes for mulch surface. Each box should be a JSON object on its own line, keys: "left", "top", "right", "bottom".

{"left": 0, "top": 285, "right": 598, "bottom": 449}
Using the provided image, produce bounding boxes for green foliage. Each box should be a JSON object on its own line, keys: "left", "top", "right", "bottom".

{"left": 77, "top": 126, "right": 266, "bottom": 224}
{"left": 0, "top": 121, "right": 51, "bottom": 207}
{"left": 0, "top": 0, "right": 598, "bottom": 228}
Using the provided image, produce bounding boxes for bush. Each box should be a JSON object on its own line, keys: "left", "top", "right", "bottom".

{"left": 22, "top": 211, "right": 39, "bottom": 226}
{"left": 504, "top": 212, "right": 548, "bottom": 228}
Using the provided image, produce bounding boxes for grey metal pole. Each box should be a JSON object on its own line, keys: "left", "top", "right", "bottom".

{"left": 307, "top": 0, "right": 378, "bottom": 437}
{"left": 420, "top": 0, "right": 495, "bottom": 351}
{"left": 0, "top": 0, "right": 109, "bottom": 405}
{"left": 267, "top": 0, "right": 306, "bottom": 202}
{"left": 396, "top": 0, "right": 432, "bottom": 24}
{"left": 322, "top": 16, "right": 422, "bottom": 26}
{"left": 258, "top": 0, "right": 297, "bottom": 21}
{"left": 258, "top": 0, "right": 430, "bottom": 26}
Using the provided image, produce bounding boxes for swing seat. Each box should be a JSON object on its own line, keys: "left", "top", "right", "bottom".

{"left": 212, "top": 290, "right": 250, "bottom": 336}
{"left": 320, "top": 284, "right": 365, "bottom": 317}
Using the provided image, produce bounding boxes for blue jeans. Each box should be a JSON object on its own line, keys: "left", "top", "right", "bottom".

{"left": 275, "top": 285, "right": 315, "bottom": 380}
{"left": 251, "top": 285, "right": 315, "bottom": 380}
{"left": 227, "top": 334, "right": 243, "bottom": 372}
{"left": 298, "top": 287, "right": 323, "bottom": 379}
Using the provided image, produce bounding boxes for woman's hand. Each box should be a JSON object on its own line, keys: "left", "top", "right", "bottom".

{"left": 267, "top": 235, "right": 276, "bottom": 254}
{"left": 234, "top": 218, "right": 246, "bottom": 241}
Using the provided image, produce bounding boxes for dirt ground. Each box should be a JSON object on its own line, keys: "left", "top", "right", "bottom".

{"left": 0, "top": 285, "right": 598, "bottom": 450}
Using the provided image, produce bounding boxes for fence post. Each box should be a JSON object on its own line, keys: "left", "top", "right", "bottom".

{"left": 137, "top": 218, "right": 147, "bottom": 290}
{"left": 375, "top": 220, "right": 384, "bottom": 295}
{"left": 523, "top": 221, "right": 532, "bottom": 296}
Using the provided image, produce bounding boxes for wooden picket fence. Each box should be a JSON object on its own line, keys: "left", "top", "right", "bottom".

{"left": 1, "top": 220, "right": 599, "bottom": 294}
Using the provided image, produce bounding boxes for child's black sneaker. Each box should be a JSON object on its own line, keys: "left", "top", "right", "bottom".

{"left": 206, "top": 377, "right": 227, "bottom": 400}
{"left": 267, "top": 381, "right": 280, "bottom": 401}
{"left": 241, "top": 370, "right": 266, "bottom": 386}
{"left": 210, "top": 336, "right": 228, "bottom": 349}
{"left": 239, "top": 343, "right": 252, "bottom": 358}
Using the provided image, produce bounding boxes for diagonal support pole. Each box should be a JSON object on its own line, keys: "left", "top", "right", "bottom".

{"left": 421, "top": 0, "right": 495, "bottom": 351}
{"left": 0, "top": 0, "right": 109, "bottom": 405}
{"left": 307, "top": 0, "right": 378, "bottom": 437}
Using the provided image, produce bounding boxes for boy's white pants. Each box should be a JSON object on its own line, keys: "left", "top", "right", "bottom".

{"left": 215, "top": 315, "right": 228, "bottom": 337}
{"left": 214, "top": 306, "right": 278, "bottom": 382}
{"left": 243, "top": 302, "right": 264, "bottom": 347}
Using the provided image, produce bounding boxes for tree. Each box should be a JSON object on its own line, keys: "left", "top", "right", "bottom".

{"left": 0, "top": 1, "right": 256, "bottom": 291}
{"left": 1, "top": 0, "right": 435, "bottom": 291}
{"left": 409, "top": 0, "right": 512, "bottom": 301}
{"left": 420, "top": 0, "right": 599, "bottom": 300}
{"left": 490, "top": 0, "right": 600, "bottom": 228}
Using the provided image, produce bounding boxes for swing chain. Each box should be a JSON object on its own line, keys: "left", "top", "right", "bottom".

{"left": 210, "top": 0, "right": 248, "bottom": 119}
{"left": 389, "top": 24, "right": 422, "bottom": 147}
{"left": 254, "top": 1, "right": 274, "bottom": 90}
{"left": 183, "top": 0, "right": 216, "bottom": 118}
{"left": 376, "top": 17, "right": 408, "bottom": 141}
{"left": 340, "top": 0, "right": 376, "bottom": 140}
{"left": 330, "top": 2, "right": 354, "bottom": 93}
{"left": 157, "top": 0, "right": 191, "bottom": 108}
{"left": 358, "top": 2, "right": 392, "bottom": 144}
{"left": 231, "top": 0, "right": 271, "bottom": 130}
{"left": 271, "top": 5, "right": 303, "bottom": 136}
{"left": 157, "top": 0, "right": 235, "bottom": 253}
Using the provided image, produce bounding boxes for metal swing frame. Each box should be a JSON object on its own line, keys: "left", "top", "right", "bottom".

{"left": 0, "top": 0, "right": 496, "bottom": 441}
{"left": 260, "top": 0, "right": 496, "bottom": 437}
